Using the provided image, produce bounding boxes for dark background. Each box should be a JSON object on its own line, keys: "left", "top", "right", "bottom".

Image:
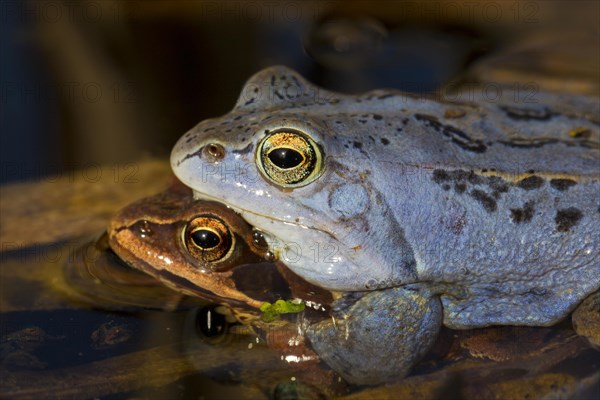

{"left": 2, "top": 0, "right": 598, "bottom": 183}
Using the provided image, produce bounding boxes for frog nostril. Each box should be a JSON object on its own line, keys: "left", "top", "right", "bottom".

{"left": 134, "top": 220, "right": 153, "bottom": 238}
{"left": 202, "top": 143, "right": 225, "bottom": 162}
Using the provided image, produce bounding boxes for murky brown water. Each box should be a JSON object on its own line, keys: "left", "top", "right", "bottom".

{"left": 1, "top": 161, "right": 598, "bottom": 399}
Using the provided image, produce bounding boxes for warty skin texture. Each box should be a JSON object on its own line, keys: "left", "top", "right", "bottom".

{"left": 171, "top": 66, "right": 599, "bottom": 383}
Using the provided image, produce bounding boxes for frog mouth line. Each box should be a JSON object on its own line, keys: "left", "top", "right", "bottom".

{"left": 192, "top": 191, "right": 339, "bottom": 242}
{"left": 108, "top": 229, "right": 263, "bottom": 310}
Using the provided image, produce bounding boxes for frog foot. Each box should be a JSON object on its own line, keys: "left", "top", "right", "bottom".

{"left": 306, "top": 285, "right": 442, "bottom": 385}
{"left": 572, "top": 290, "right": 600, "bottom": 350}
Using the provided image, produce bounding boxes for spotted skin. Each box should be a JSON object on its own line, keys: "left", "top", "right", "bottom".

{"left": 171, "top": 66, "right": 600, "bottom": 383}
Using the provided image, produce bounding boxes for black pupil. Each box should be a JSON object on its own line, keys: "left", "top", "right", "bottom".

{"left": 191, "top": 229, "right": 221, "bottom": 249}
{"left": 268, "top": 148, "right": 303, "bottom": 169}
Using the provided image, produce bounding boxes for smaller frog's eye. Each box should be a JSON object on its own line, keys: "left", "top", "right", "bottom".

{"left": 185, "top": 216, "right": 233, "bottom": 264}
{"left": 257, "top": 130, "right": 324, "bottom": 187}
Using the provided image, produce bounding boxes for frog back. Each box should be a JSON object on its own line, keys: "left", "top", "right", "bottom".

{"left": 344, "top": 90, "right": 600, "bottom": 328}
{"left": 312, "top": 83, "right": 599, "bottom": 328}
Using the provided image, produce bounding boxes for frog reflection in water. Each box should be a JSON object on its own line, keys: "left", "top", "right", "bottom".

{"left": 107, "top": 178, "right": 333, "bottom": 351}
{"left": 171, "top": 66, "right": 600, "bottom": 384}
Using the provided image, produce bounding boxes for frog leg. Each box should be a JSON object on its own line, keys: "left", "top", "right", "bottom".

{"left": 572, "top": 289, "right": 600, "bottom": 350}
{"left": 306, "top": 285, "right": 442, "bottom": 385}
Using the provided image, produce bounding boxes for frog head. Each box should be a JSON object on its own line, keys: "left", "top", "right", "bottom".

{"left": 107, "top": 178, "right": 289, "bottom": 311}
{"left": 171, "top": 66, "right": 418, "bottom": 291}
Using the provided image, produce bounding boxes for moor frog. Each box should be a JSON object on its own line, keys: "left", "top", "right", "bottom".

{"left": 170, "top": 66, "right": 599, "bottom": 384}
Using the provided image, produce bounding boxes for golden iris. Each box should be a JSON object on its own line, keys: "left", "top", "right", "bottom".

{"left": 257, "top": 130, "right": 323, "bottom": 187}
{"left": 185, "top": 216, "right": 233, "bottom": 263}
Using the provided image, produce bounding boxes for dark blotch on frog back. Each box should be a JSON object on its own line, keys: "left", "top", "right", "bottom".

{"left": 510, "top": 201, "right": 535, "bottom": 223}
{"left": 414, "top": 114, "right": 487, "bottom": 153}
{"left": 432, "top": 169, "right": 450, "bottom": 183}
{"left": 550, "top": 178, "right": 577, "bottom": 191}
{"left": 454, "top": 183, "right": 466, "bottom": 193}
{"left": 469, "top": 189, "right": 497, "bottom": 212}
{"left": 517, "top": 176, "right": 545, "bottom": 190}
{"left": 432, "top": 169, "right": 482, "bottom": 185}
{"left": 489, "top": 177, "right": 510, "bottom": 198}
{"left": 432, "top": 169, "right": 508, "bottom": 211}
{"left": 555, "top": 208, "right": 583, "bottom": 232}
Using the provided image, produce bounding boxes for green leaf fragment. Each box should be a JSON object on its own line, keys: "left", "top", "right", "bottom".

{"left": 260, "top": 300, "right": 305, "bottom": 322}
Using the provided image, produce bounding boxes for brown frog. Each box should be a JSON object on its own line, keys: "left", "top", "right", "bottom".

{"left": 105, "top": 178, "right": 331, "bottom": 317}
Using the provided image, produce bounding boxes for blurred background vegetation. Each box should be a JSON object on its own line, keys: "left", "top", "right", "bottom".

{"left": 2, "top": 0, "right": 598, "bottom": 183}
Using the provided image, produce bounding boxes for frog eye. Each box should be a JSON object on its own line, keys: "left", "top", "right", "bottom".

{"left": 257, "top": 130, "right": 323, "bottom": 187}
{"left": 185, "top": 216, "right": 234, "bottom": 264}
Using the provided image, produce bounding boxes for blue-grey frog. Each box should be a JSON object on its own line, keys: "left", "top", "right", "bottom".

{"left": 171, "top": 66, "right": 600, "bottom": 384}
